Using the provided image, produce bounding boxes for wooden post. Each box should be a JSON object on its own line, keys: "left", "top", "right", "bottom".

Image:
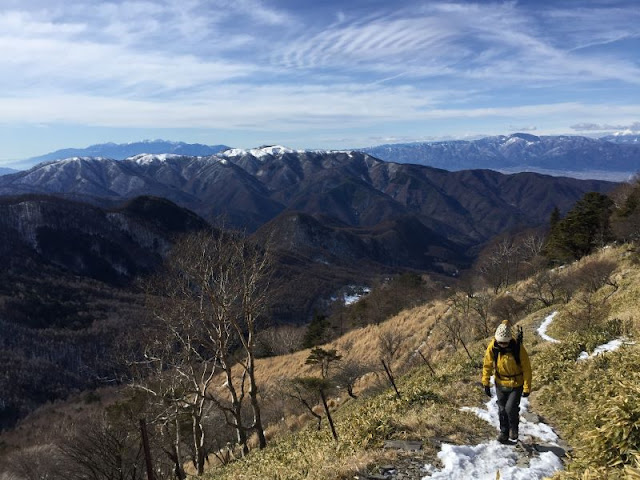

{"left": 140, "top": 418, "right": 155, "bottom": 480}
{"left": 319, "top": 389, "right": 338, "bottom": 442}
{"left": 417, "top": 350, "right": 436, "bottom": 376}
{"left": 381, "top": 359, "right": 401, "bottom": 399}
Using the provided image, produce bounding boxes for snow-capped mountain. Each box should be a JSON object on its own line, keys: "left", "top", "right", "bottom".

{"left": 361, "top": 133, "right": 640, "bottom": 180}
{"left": 600, "top": 133, "right": 640, "bottom": 144}
{"left": 0, "top": 147, "right": 615, "bottom": 252}
{"left": 21, "top": 140, "right": 230, "bottom": 167}
{"left": 0, "top": 167, "right": 17, "bottom": 176}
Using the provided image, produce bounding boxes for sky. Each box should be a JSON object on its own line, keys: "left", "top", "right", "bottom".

{"left": 0, "top": 0, "right": 639, "bottom": 165}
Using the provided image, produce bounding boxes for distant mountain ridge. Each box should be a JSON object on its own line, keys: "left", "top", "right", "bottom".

{"left": 13, "top": 134, "right": 640, "bottom": 179}
{"left": 360, "top": 133, "right": 640, "bottom": 180}
{"left": 22, "top": 140, "right": 230, "bottom": 166}
{"left": 0, "top": 147, "right": 615, "bottom": 257}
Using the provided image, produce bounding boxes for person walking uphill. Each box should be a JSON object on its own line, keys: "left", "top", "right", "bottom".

{"left": 482, "top": 320, "right": 532, "bottom": 444}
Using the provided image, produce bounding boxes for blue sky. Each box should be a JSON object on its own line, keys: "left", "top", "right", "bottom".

{"left": 0, "top": 0, "right": 639, "bottom": 165}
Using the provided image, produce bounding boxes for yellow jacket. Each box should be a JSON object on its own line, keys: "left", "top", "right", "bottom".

{"left": 482, "top": 339, "right": 532, "bottom": 394}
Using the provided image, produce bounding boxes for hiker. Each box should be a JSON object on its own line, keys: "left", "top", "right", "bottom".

{"left": 481, "top": 320, "right": 532, "bottom": 443}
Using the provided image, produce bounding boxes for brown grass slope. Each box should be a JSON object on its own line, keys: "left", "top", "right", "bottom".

{"left": 210, "top": 244, "right": 640, "bottom": 480}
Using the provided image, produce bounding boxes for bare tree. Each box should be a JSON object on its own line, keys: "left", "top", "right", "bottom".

{"left": 565, "top": 259, "right": 619, "bottom": 331}
{"left": 377, "top": 329, "right": 406, "bottom": 398}
{"left": 475, "top": 236, "right": 521, "bottom": 293}
{"left": 439, "top": 315, "right": 474, "bottom": 361}
{"left": 469, "top": 292, "right": 494, "bottom": 338}
{"left": 134, "top": 264, "right": 219, "bottom": 477}
{"left": 3, "top": 445, "right": 67, "bottom": 480}
{"left": 291, "top": 377, "right": 339, "bottom": 442}
{"left": 525, "top": 269, "right": 563, "bottom": 307}
{"left": 131, "top": 228, "right": 273, "bottom": 472}
{"left": 490, "top": 295, "right": 525, "bottom": 325}
{"left": 333, "top": 360, "right": 373, "bottom": 399}
{"left": 169, "top": 229, "right": 273, "bottom": 454}
{"left": 575, "top": 259, "right": 618, "bottom": 297}
{"left": 256, "top": 325, "right": 305, "bottom": 356}
{"left": 282, "top": 378, "right": 324, "bottom": 430}
{"left": 58, "top": 417, "right": 148, "bottom": 480}
{"left": 377, "top": 329, "right": 405, "bottom": 372}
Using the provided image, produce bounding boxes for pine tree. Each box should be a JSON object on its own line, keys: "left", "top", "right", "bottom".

{"left": 544, "top": 192, "right": 613, "bottom": 263}
{"left": 302, "top": 311, "right": 328, "bottom": 348}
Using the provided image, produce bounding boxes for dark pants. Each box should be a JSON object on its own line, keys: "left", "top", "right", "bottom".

{"left": 496, "top": 385, "right": 523, "bottom": 435}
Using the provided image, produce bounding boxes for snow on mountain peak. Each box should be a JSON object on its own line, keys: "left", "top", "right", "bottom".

{"left": 254, "top": 145, "right": 295, "bottom": 157}
{"left": 219, "top": 145, "right": 297, "bottom": 159}
{"left": 128, "top": 153, "right": 186, "bottom": 165}
{"left": 613, "top": 129, "right": 638, "bottom": 136}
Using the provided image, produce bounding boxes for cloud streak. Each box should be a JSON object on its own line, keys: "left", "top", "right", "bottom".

{"left": 572, "top": 122, "right": 640, "bottom": 132}
{"left": 0, "top": 0, "right": 639, "bottom": 158}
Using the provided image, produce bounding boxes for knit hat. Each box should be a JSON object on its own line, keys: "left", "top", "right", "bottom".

{"left": 494, "top": 320, "right": 512, "bottom": 343}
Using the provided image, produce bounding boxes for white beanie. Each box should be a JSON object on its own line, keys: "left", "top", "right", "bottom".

{"left": 494, "top": 321, "right": 512, "bottom": 343}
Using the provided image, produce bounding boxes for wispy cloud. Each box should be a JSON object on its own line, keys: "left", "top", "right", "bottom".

{"left": 0, "top": 0, "right": 639, "bottom": 158}
{"left": 571, "top": 122, "right": 640, "bottom": 132}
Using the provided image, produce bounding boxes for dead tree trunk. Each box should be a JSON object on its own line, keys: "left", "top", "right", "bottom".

{"left": 381, "top": 359, "right": 401, "bottom": 399}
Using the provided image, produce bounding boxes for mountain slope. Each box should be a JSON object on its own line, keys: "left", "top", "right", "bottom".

{"left": 0, "top": 148, "right": 616, "bottom": 251}
{"left": 208, "top": 245, "right": 639, "bottom": 480}
{"left": 0, "top": 194, "right": 208, "bottom": 283}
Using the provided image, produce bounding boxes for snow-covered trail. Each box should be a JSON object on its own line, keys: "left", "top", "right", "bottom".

{"left": 421, "top": 312, "right": 565, "bottom": 479}
{"left": 421, "top": 384, "right": 564, "bottom": 480}
{"left": 537, "top": 311, "right": 560, "bottom": 343}
{"left": 421, "top": 310, "right": 635, "bottom": 479}
{"left": 538, "top": 310, "right": 633, "bottom": 359}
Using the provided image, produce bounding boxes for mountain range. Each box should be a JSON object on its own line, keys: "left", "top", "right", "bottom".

{"left": 0, "top": 148, "right": 615, "bottom": 253}
{"left": 4, "top": 134, "right": 639, "bottom": 181}
{"left": 361, "top": 133, "right": 640, "bottom": 180}
{"left": 20, "top": 139, "right": 230, "bottom": 167}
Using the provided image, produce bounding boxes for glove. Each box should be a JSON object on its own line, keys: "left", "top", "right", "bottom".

{"left": 522, "top": 391, "right": 530, "bottom": 398}
{"left": 484, "top": 386, "right": 492, "bottom": 397}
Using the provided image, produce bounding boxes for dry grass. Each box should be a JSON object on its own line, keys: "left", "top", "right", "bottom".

{"left": 251, "top": 301, "right": 448, "bottom": 395}
{"left": 210, "top": 244, "right": 640, "bottom": 479}
{"left": 4, "top": 243, "right": 640, "bottom": 479}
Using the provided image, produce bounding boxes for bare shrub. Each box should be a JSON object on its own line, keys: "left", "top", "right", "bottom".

{"left": 3, "top": 445, "right": 67, "bottom": 480}
{"left": 574, "top": 258, "right": 618, "bottom": 295}
{"left": 333, "top": 359, "right": 374, "bottom": 399}
{"left": 490, "top": 295, "right": 525, "bottom": 324}
{"left": 257, "top": 325, "right": 306, "bottom": 356}
{"left": 439, "top": 314, "right": 473, "bottom": 361}
{"left": 525, "top": 269, "right": 564, "bottom": 307}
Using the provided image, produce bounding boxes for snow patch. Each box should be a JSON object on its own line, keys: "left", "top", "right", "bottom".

{"left": 330, "top": 286, "right": 371, "bottom": 306}
{"left": 219, "top": 145, "right": 297, "bottom": 159}
{"left": 423, "top": 385, "right": 562, "bottom": 479}
{"left": 422, "top": 442, "right": 563, "bottom": 480}
{"left": 537, "top": 312, "right": 560, "bottom": 343}
{"left": 343, "top": 286, "right": 371, "bottom": 305}
{"left": 577, "top": 338, "right": 635, "bottom": 361}
{"left": 129, "top": 153, "right": 185, "bottom": 165}
{"left": 462, "top": 384, "right": 559, "bottom": 444}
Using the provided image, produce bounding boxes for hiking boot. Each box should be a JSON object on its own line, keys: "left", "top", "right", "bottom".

{"left": 497, "top": 432, "right": 509, "bottom": 444}
{"left": 509, "top": 429, "right": 518, "bottom": 440}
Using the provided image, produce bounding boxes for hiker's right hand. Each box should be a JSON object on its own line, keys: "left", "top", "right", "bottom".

{"left": 484, "top": 386, "right": 492, "bottom": 397}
